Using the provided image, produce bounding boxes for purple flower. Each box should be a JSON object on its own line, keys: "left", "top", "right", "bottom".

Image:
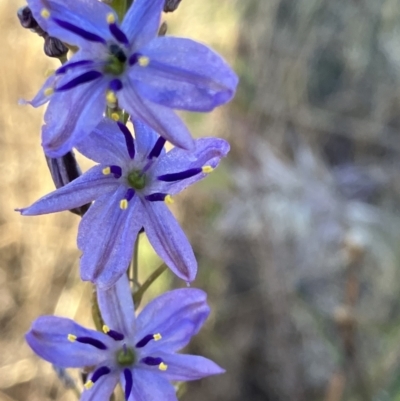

{"left": 25, "top": 0, "right": 238, "bottom": 157}
{"left": 18, "top": 119, "right": 230, "bottom": 288}
{"left": 26, "top": 275, "right": 224, "bottom": 401}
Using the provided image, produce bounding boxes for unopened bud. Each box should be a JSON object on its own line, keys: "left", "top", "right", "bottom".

{"left": 17, "top": 6, "right": 40, "bottom": 31}
{"left": 164, "top": 0, "right": 182, "bottom": 12}
{"left": 44, "top": 36, "right": 69, "bottom": 58}
{"left": 158, "top": 21, "right": 168, "bottom": 36}
{"left": 45, "top": 152, "right": 90, "bottom": 216}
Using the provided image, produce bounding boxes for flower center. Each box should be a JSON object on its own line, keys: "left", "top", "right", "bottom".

{"left": 127, "top": 170, "right": 146, "bottom": 190}
{"left": 117, "top": 346, "right": 136, "bottom": 367}
{"left": 104, "top": 44, "right": 126, "bottom": 75}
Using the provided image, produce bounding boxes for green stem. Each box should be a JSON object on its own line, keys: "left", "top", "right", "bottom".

{"left": 133, "top": 263, "right": 168, "bottom": 307}
{"left": 110, "top": 0, "right": 128, "bottom": 21}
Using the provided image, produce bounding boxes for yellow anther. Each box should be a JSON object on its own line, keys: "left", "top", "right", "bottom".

{"left": 106, "top": 91, "right": 117, "bottom": 104}
{"left": 106, "top": 13, "right": 116, "bottom": 24}
{"left": 165, "top": 195, "right": 174, "bottom": 205}
{"left": 138, "top": 56, "right": 150, "bottom": 67}
{"left": 44, "top": 87, "right": 54, "bottom": 97}
{"left": 120, "top": 199, "right": 128, "bottom": 210}
{"left": 111, "top": 112, "right": 120, "bottom": 121}
{"left": 84, "top": 380, "right": 94, "bottom": 390}
{"left": 41, "top": 8, "right": 50, "bottom": 18}
{"left": 67, "top": 334, "right": 77, "bottom": 342}
{"left": 102, "top": 325, "right": 110, "bottom": 334}
{"left": 102, "top": 167, "right": 111, "bottom": 175}
{"left": 202, "top": 165, "right": 214, "bottom": 174}
{"left": 153, "top": 333, "right": 162, "bottom": 341}
{"left": 159, "top": 362, "right": 168, "bottom": 371}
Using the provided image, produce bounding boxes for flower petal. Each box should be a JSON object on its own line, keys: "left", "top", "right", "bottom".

{"left": 151, "top": 353, "right": 225, "bottom": 381}
{"left": 121, "top": 369, "right": 177, "bottom": 401}
{"left": 134, "top": 288, "right": 209, "bottom": 350}
{"left": 78, "top": 187, "right": 143, "bottom": 289}
{"left": 97, "top": 275, "right": 136, "bottom": 338}
{"left": 121, "top": 0, "right": 163, "bottom": 50}
{"left": 119, "top": 82, "right": 194, "bottom": 150}
{"left": 142, "top": 201, "right": 197, "bottom": 282}
{"left": 21, "top": 73, "right": 60, "bottom": 107}
{"left": 81, "top": 373, "right": 119, "bottom": 401}
{"left": 41, "top": 77, "right": 108, "bottom": 157}
{"left": 26, "top": 316, "right": 110, "bottom": 368}
{"left": 76, "top": 119, "right": 130, "bottom": 165}
{"left": 132, "top": 37, "right": 238, "bottom": 111}
{"left": 132, "top": 120, "right": 164, "bottom": 163}
{"left": 18, "top": 165, "right": 118, "bottom": 215}
{"left": 27, "top": 0, "right": 114, "bottom": 48}
{"left": 148, "top": 137, "right": 230, "bottom": 195}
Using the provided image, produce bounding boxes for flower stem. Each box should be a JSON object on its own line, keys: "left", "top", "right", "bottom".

{"left": 109, "top": 0, "right": 127, "bottom": 21}
{"left": 133, "top": 263, "right": 168, "bottom": 307}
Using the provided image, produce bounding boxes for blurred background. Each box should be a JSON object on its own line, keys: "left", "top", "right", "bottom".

{"left": 2, "top": 0, "right": 400, "bottom": 400}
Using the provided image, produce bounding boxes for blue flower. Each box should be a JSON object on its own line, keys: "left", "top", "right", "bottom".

{"left": 26, "top": 275, "right": 224, "bottom": 401}
{"left": 25, "top": 0, "right": 238, "bottom": 157}
{"left": 18, "top": 119, "right": 230, "bottom": 288}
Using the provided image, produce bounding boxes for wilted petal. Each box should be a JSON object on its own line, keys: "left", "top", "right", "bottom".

{"left": 119, "top": 82, "right": 194, "bottom": 150}
{"left": 134, "top": 288, "right": 208, "bottom": 348}
{"left": 97, "top": 275, "right": 136, "bottom": 338}
{"left": 121, "top": 369, "right": 177, "bottom": 401}
{"left": 148, "top": 137, "right": 230, "bottom": 195}
{"left": 27, "top": 0, "right": 113, "bottom": 49}
{"left": 142, "top": 201, "right": 197, "bottom": 282}
{"left": 132, "top": 37, "right": 238, "bottom": 111}
{"left": 78, "top": 187, "right": 143, "bottom": 289}
{"left": 41, "top": 78, "right": 108, "bottom": 157}
{"left": 18, "top": 166, "right": 118, "bottom": 215}
{"left": 26, "top": 316, "right": 110, "bottom": 368}
{"left": 152, "top": 353, "right": 225, "bottom": 381}
{"left": 121, "top": 0, "right": 164, "bottom": 50}
{"left": 81, "top": 373, "right": 119, "bottom": 401}
{"left": 76, "top": 119, "right": 130, "bottom": 165}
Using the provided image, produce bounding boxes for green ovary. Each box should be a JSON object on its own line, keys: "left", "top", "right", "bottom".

{"left": 128, "top": 170, "right": 146, "bottom": 190}
{"left": 116, "top": 347, "right": 136, "bottom": 367}
{"left": 104, "top": 56, "right": 125, "bottom": 75}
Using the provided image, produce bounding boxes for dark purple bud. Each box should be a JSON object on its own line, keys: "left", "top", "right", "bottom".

{"left": 164, "top": 0, "right": 182, "bottom": 12}
{"left": 44, "top": 36, "right": 69, "bottom": 58}
{"left": 158, "top": 21, "right": 168, "bottom": 36}
{"left": 17, "top": 6, "right": 40, "bottom": 30}
{"left": 45, "top": 152, "right": 90, "bottom": 216}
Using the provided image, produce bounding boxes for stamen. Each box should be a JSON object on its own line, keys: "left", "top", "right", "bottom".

{"left": 84, "top": 366, "right": 111, "bottom": 389}
{"left": 117, "top": 122, "right": 135, "bottom": 159}
{"left": 73, "top": 336, "right": 108, "bottom": 350}
{"left": 44, "top": 87, "right": 54, "bottom": 96}
{"left": 145, "top": 193, "right": 167, "bottom": 202}
{"left": 120, "top": 199, "right": 128, "bottom": 210}
{"left": 159, "top": 362, "right": 168, "bottom": 371}
{"left": 102, "top": 325, "right": 124, "bottom": 341}
{"left": 138, "top": 56, "right": 150, "bottom": 67}
{"left": 102, "top": 165, "right": 122, "bottom": 178}
{"left": 157, "top": 168, "right": 202, "bottom": 182}
{"left": 148, "top": 137, "right": 166, "bottom": 159}
{"left": 109, "top": 79, "right": 123, "bottom": 92}
{"left": 111, "top": 112, "right": 120, "bottom": 121}
{"left": 106, "top": 90, "right": 117, "bottom": 105}
{"left": 123, "top": 368, "right": 133, "bottom": 400}
{"left": 53, "top": 18, "right": 106, "bottom": 44}
{"left": 56, "top": 71, "right": 103, "bottom": 92}
{"left": 84, "top": 380, "right": 94, "bottom": 390}
{"left": 107, "top": 17, "right": 129, "bottom": 45}
{"left": 202, "top": 165, "right": 214, "bottom": 173}
{"left": 141, "top": 356, "right": 163, "bottom": 366}
{"left": 68, "top": 334, "right": 77, "bottom": 342}
{"left": 135, "top": 333, "right": 162, "bottom": 348}
{"left": 56, "top": 60, "right": 93, "bottom": 75}
{"left": 165, "top": 195, "right": 174, "bottom": 204}
{"left": 125, "top": 188, "right": 135, "bottom": 202}
{"left": 40, "top": 8, "right": 50, "bottom": 18}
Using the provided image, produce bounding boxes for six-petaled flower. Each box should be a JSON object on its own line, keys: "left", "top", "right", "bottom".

{"left": 25, "top": 0, "right": 238, "bottom": 157}
{"left": 17, "top": 119, "right": 230, "bottom": 288}
{"left": 26, "top": 275, "right": 224, "bottom": 401}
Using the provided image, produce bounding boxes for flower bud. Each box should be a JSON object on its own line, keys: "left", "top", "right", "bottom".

{"left": 17, "top": 6, "right": 41, "bottom": 31}
{"left": 44, "top": 36, "right": 69, "bottom": 59}
{"left": 164, "top": 0, "right": 182, "bottom": 12}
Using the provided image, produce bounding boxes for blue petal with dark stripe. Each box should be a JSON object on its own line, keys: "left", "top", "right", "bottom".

{"left": 53, "top": 18, "right": 106, "bottom": 44}
{"left": 56, "top": 71, "right": 103, "bottom": 92}
{"left": 157, "top": 168, "right": 202, "bottom": 182}
{"left": 117, "top": 122, "right": 135, "bottom": 159}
